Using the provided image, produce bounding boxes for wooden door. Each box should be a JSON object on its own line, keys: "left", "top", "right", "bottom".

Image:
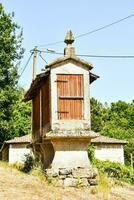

{"left": 57, "top": 74, "right": 84, "bottom": 120}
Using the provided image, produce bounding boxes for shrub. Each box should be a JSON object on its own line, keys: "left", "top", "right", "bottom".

{"left": 88, "top": 144, "right": 95, "bottom": 162}
{"left": 20, "top": 153, "right": 43, "bottom": 173}
{"left": 93, "top": 159, "right": 134, "bottom": 184}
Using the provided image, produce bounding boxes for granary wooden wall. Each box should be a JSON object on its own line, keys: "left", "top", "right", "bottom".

{"left": 41, "top": 77, "right": 50, "bottom": 130}
{"left": 32, "top": 76, "right": 50, "bottom": 140}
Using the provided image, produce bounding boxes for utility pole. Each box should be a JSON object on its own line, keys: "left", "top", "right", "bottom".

{"left": 32, "top": 46, "right": 37, "bottom": 81}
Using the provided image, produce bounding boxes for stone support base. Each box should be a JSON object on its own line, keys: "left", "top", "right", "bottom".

{"left": 50, "top": 138, "right": 91, "bottom": 169}
{"left": 45, "top": 167, "right": 97, "bottom": 187}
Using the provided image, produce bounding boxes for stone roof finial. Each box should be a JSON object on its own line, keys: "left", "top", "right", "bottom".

{"left": 64, "top": 30, "right": 74, "bottom": 45}
{"left": 64, "top": 30, "right": 75, "bottom": 56}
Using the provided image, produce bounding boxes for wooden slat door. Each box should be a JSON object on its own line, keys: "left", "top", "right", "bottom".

{"left": 57, "top": 74, "right": 84, "bottom": 120}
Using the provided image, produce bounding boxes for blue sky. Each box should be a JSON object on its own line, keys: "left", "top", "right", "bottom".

{"left": 2, "top": 0, "right": 134, "bottom": 103}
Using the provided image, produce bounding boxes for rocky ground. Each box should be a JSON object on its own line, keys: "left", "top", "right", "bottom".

{"left": 0, "top": 162, "right": 134, "bottom": 200}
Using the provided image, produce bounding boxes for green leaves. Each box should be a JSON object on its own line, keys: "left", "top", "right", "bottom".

{"left": 0, "top": 4, "right": 28, "bottom": 147}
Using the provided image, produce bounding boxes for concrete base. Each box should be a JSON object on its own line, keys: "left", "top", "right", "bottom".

{"left": 50, "top": 138, "right": 91, "bottom": 169}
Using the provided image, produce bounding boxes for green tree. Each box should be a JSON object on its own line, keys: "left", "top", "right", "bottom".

{"left": 9, "top": 88, "right": 31, "bottom": 139}
{"left": 0, "top": 4, "right": 24, "bottom": 146}
{"left": 90, "top": 97, "right": 109, "bottom": 132}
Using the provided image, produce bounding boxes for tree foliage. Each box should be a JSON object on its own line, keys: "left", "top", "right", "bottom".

{"left": 0, "top": 4, "right": 30, "bottom": 147}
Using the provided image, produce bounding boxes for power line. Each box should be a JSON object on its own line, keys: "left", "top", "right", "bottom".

{"left": 39, "top": 49, "right": 134, "bottom": 59}
{"left": 75, "top": 13, "right": 134, "bottom": 39}
{"left": 39, "top": 53, "right": 48, "bottom": 64}
{"left": 19, "top": 52, "right": 33, "bottom": 78}
{"left": 38, "top": 13, "right": 134, "bottom": 47}
{"left": 76, "top": 54, "right": 134, "bottom": 58}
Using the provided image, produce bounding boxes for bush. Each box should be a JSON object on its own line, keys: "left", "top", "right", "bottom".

{"left": 20, "top": 153, "right": 43, "bottom": 173}
{"left": 21, "top": 154, "right": 35, "bottom": 173}
{"left": 93, "top": 159, "right": 134, "bottom": 184}
{"left": 88, "top": 144, "right": 95, "bottom": 162}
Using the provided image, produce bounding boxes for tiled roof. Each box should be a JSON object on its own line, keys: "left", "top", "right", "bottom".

{"left": 6, "top": 134, "right": 31, "bottom": 144}
{"left": 4, "top": 134, "right": 127, "bottom": 145}
{"left": 91, "top": 135, "right": 127, "bottom": 144}
{"left": 45, "top": 55, "right": 93, "bottom": 70}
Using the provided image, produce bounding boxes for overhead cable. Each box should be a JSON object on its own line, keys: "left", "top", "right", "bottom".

{"left": 39, "top": 53, "right": 48, "bottom": 64}
{"left": 75, "top": 13, "right": 134, "bottom": 39}
{"left": 19, "top": 52, "right": 33, "bottom": 78}
{"left": 38, "top": 13, "right": 134, "bottom": 47}
{"left": 39, "top": 50, "right": 134, "bottom": 59}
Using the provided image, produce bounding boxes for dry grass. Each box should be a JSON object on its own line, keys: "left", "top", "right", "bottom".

{"left": 0, "top": 161, "right": 134, "bottom": 200}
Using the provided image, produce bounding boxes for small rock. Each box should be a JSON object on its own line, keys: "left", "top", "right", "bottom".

{"left": 72, "top": 167, "right": 95, "bottom": 178}
{"left": 78, "top": 178, "right": 89, "bottom": 187}
{"left": 92, "top": 168, "right": 98, "bottom": 178}
{"left": 59, "top": 175, "right": 66, "bottom": 180}
{"left": 59, "top": 168, "right": 72, "bottom": 175}
{"left": 46, "top": 169, "right": 58, "bottom": 177}
{"left": 88, "top": 178, "right": 97, "bottom": 186}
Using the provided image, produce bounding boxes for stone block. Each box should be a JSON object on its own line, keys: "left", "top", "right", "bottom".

{"left": 78, "top": 178, "right": 89, "bottom": 187}
{"left": 59, "top": 175, "right": 66, "bottom": 180}
{"left": 92, "top": 168, "right": 98, "bottom": 179}
{"left": 59, "top": 168, "right": 72, "bottom": 175}
{"left": 88, "top": 178, "right": 97, "bottom": 186}
{"left": 46, "top": 169, "right": 58, "bottom": 177}
{"left": 72, "top": 167, "right": 95, "bottom": 178}
{"left": 64, "top": 178, "right": 77, "bottom": 187}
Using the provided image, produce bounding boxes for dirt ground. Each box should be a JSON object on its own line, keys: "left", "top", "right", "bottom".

{"left": 0, "top": 163, "right": 134, "bottom": 200}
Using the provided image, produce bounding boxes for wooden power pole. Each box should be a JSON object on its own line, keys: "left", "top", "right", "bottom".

{"left": 32, "top": 46, "right": 37, "bottom": 80}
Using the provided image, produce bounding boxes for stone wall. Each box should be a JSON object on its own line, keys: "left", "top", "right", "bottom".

{"left": 46, "top": 167, "right": 97, "bottom": 187}
{"left": 94, "top": 144, "right": 125, "bottom": 164}
{"left": 9, "top": 143, "right": 31, "bottom": 163}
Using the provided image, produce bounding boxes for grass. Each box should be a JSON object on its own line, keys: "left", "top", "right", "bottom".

{"left": 0, "top": 161, "right": 134, "bottom": 200}
{"left": 90, "top": 173, "right": 112, "bottom": 200}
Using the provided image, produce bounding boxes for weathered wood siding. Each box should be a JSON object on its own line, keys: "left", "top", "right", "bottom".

{"left": 32, "top": 76, "right": 50, "bottom": 139}
{"left": 57, "top": 74, "right": 84, "bottom": 120}
{"left": 32, "top": 92, "right": 40, "bottom": 138}
{"left": 41, "top": 77, "right": 50, "bottom": 129}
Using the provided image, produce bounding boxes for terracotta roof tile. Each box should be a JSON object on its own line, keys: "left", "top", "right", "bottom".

{"left": 45, "top": 55, "right": 93, "bottom": 70}
{"left": 91, "top": 135, "right": 127, "bottom": 144}
{"left": 6, "top": 134, "right": 31, "bottom": 144}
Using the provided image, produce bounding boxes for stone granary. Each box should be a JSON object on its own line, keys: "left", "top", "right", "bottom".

{"left": 24, "top": 30, "right": 99, "bottom": 186}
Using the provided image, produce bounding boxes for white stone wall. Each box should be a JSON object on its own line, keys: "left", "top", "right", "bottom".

{"left": 50, "top": 62, "right": 91, "bottom": 130}
{"left": 94, "top": 144, "right": 125, "bottom": 164}
{"left": 9, "top": 143, "right": 31, "bottom": 163}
